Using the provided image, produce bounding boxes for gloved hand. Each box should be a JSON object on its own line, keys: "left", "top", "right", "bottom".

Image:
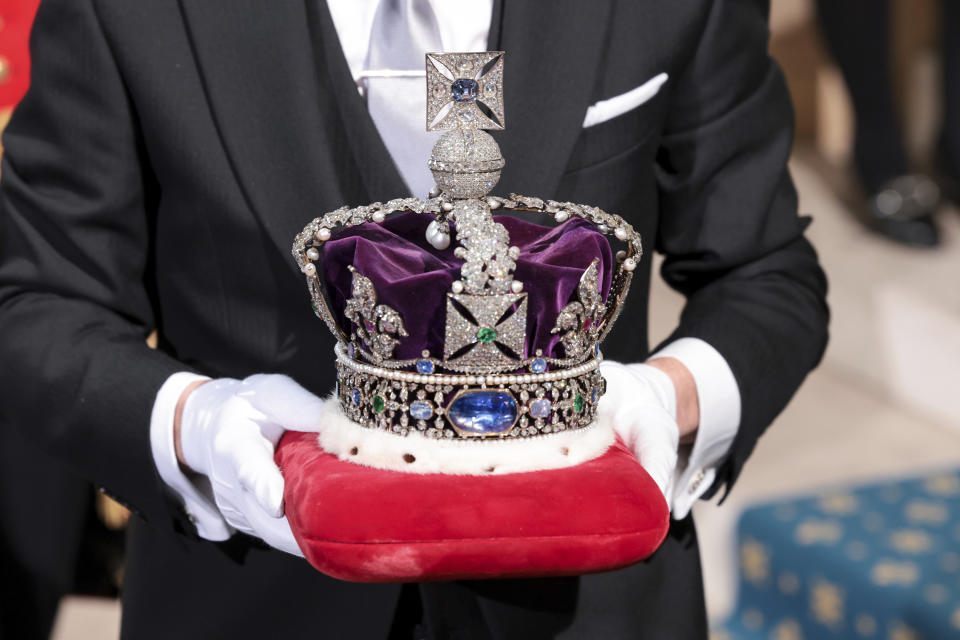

{"left": 598, "top": 360, "right": 680, "bottom": 500}
{"left": 178, "top": 374, "right": 324, "bottom": 555}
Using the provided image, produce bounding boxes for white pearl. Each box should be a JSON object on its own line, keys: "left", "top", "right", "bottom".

{"left": 555, "top": 211, "right": 569, "bottom": 222}
{"left": 441, "top": 201, "right": 454, "bottom": 212}
{"left": 467, "top": 376, "right": 477, "bottom": 385}
{"left": 614, "top": 227, "right": 628, "bottom": 241}
{"left": 623, "top": 257, "right": 637, "bottom": 272}
{"left": 372, "top": 210, "right": 385, "bottom": 223}
{"left": 435, "top": 231, "right": 451, "bottom": 245}
{"left": 429, "top": 185, "right": 442, "bottom": 199}
{"left": 451, "top": 280, "right": 464, "bottom": 294}
{"left": 306, "top": 247, "right": 320, "bottom": 261}
{"left": 487, "top": 197, "right": 502, "bottom": 210}
{"left": 508, "top": 246, "right": 520, "bottom": 259}
{"left": 301, "top": 263, "right": 317, "bottom": 276}
{"left": 315, "top": 227, "right": 331, "bottom": 242}
{"left": 511, "top": 280, "right": 523, "bottom": 293}
{"left": 425, "top": 220, "right": 450, "bottom": 250}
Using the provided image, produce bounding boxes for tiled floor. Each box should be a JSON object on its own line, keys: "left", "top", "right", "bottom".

{"left": 50, "top": 151, "right": 960, "bottom": 637}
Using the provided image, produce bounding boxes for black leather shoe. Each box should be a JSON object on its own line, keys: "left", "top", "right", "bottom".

{"left": 865, "top": 174, "right": 940, "bottom": 248}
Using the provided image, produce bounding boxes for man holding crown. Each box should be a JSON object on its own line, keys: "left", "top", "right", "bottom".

{"left": 0, "top": 0, "right": 828, "bottom": 638}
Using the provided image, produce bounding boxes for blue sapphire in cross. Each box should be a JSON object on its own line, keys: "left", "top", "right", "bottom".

{"left": 451, "top": 78, "right": 479, "bottom": 102}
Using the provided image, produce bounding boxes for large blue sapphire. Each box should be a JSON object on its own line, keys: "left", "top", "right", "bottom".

{"left": 451, "top": 78, "right": 478, "bottom": 102}
{"left": 447, "top": 390, "right": 518, "bottom": 435}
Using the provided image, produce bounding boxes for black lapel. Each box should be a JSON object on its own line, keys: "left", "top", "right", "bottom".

{"left": 490, "top": 0, "right": 613, "bottom": 198}
{"left": 306, "top": 0, "right": 409, "bottom": 202}
{"left": 178, "top": 0, "right": 372, "bottom": 272}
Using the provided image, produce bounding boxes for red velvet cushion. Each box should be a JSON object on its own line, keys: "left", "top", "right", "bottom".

{"left": 276, "top": 431, "right": 670, "bottom": 583}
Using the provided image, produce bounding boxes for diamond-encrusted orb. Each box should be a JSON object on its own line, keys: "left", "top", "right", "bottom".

{"left": 447, "top": 390, "right": 518, "bottom": 436}
{"left": 410, "top": 400, "right": 434, "bottom": 420}
{"left": 530, "top": 357, "right": 547, "bottom": 374}
{"left": 451, "top": 78, "right": 478, "bottom": 102}
{"left": 428, "top": 130, "right": 504, "bottom": 199}
{"left": 416, "top": 359, "right": 435, "bottom": 375}
{"left": 529, "top": 398, "right": 551, "bottom": 419}
{"left": 476, "top": 327, "right": 497, "bottom": 344}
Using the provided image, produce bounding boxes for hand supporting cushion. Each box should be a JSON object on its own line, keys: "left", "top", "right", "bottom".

{"left": 598, "top": 361, "right": 680, "bottom": 500}
{"left": 179, "top": 374, "right": 324, "bottom": 555}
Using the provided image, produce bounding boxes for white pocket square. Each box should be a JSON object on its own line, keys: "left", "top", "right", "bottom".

{"left": 582, "top": 72, "right": 669, "bottom": 128}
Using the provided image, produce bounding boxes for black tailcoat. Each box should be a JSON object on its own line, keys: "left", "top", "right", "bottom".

{"left": 0, "top": 0, "right": 828, "bottom": 637}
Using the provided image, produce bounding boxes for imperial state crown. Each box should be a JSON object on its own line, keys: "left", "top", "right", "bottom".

{"left": 279, "top": 51, "right": 669, "bottom": 582}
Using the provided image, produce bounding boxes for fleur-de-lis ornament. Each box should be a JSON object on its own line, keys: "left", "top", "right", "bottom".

{"left": 343, "top": 266, "right": 408, "bottom": 360}
{"left": 551, "top": 259, "right": 603, "bottom": 358}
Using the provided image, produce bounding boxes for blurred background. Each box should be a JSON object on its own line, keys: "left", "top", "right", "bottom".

{"left": 1, "top": 0, "right": 958, "bottom": 638}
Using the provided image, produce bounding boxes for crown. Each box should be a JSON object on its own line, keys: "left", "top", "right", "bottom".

{"left": 292, "top": 52, "right": 641, "bottom": 444}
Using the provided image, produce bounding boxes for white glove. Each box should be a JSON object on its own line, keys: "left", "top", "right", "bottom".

{"left": 179, "top": 374, "right": 325, "bottom": 556}
{"left": 598, "top": 360, "right": 680, "bottom": 499}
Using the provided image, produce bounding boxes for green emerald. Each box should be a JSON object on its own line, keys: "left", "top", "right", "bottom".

{"left": 372, "top": 395, "right": 385, "bottom": 413}
{"left": 573, "top": 394, "right": 585, "bottom": 413}
{"left": 476, "top": 327, "right": 497, "bottom": 344}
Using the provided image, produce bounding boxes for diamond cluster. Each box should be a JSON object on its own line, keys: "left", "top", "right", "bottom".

{"left": 450, "top": 199, "right": 515, "bottom": 294}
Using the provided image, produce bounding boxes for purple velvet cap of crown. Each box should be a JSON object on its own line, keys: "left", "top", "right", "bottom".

{"left": 321, "top": 211, "right": 613, "bottom": 363}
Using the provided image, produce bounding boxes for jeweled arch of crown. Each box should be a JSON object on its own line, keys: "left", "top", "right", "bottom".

{"left": 292, "top": 51, "right": 643, "bottom": 441}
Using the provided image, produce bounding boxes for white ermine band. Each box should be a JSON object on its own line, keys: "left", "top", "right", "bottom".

{"left": 316, "top": 396, "right": 615, "bottom": 475}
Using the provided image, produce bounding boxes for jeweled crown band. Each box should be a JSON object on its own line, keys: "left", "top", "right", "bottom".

{"left": 335, "top": 342, "right": 605, "bottom": 440}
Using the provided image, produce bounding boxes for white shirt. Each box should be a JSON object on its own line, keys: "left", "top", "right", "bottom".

{"left": 150, "top": 0, "right": 741, "bottom": 540}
